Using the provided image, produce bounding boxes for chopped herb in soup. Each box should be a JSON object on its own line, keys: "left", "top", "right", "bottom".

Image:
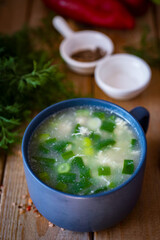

{"left": 28, "top": 106, "right": 140, "bottom": 195}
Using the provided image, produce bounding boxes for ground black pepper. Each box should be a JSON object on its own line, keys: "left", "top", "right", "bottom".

{"left": 71, "top": 47, "right": 106, "bottom": 62}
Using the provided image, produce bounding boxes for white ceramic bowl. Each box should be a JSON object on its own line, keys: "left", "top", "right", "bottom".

{"left": 53, "top": 16, "right": 114, "bottom": 75}
{"left": 95, "top": 54, "right": 151, "bottom": 100}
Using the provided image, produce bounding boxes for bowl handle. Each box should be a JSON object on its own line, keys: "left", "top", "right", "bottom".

{"left": 52, "top": 16, "right": 74, "bottom": 38}
{"left": 130, "top": 106, "right": 150, "bottom": 134}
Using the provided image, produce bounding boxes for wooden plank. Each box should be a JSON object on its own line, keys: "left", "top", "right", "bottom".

{"left": 0, "top": 151, "right": 5, "bottom": 184}
{"left": 94, "top": 7, "right": 160, "bottom": 240}
{"left": 28, "top": 0, "right": 48, "bottom": 27}
{"left": 0, "top": 0, "right": 159, "bottom": 239}
{"left": 0, "top": 0, "right": 29, "bottom": 229}
{"left": 156, "top": 5, "right": 160, "bottom": 37}
{"left": 0, "top": 145, "right": 90, "bottom": 240}
{"left": 65, "top": 69, "right": 94, "bottom": 97}
{"left": 28, "top": 3, "right": 91, "bottom": 239}
{"left": 0, "top": 0, "right": 29, "bottom": 33}
{"left": 0, "top": 146, "right": 28, "bottom": 240}
{"left": 0, "top": 0, "right": 29, "bottom": 197}
{"left": 0, "top": 1, "right": 91, "bottom": 239}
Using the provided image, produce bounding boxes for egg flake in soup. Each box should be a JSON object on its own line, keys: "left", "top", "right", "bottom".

{"left": 28, "top": 106, "right": 140, "bottom": 195}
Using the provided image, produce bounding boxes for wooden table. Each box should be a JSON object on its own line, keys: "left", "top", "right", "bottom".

{"left": 0, "top": 1, "right": 160, "bottom": 239}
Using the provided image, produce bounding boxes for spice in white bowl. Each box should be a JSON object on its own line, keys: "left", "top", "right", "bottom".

{"left": 71, "top": 47, "right": 106, "bottom": 62}
{"left": 53, "top": 16, "right": 114, "bottom": 75}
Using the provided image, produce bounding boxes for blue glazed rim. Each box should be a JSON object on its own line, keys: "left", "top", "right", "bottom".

{"left": 22, "top": 98, "right": 147, "bottom": 199}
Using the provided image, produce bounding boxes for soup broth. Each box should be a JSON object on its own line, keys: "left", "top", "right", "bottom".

{"left": 28, "top": 106, "right": 140, "bottom": 195}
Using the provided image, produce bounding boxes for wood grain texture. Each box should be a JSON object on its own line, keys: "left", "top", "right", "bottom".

{"left": 0, "top": 151, "right": 5, "bottom": 185}
{"left": 156, "top": 5, "right": 160, "bottom": 37}
{"left": 28, "top": 0, "right": 48, "bottom": 27}
{"left": 0, "top": 1, "right": 160, "bottom": 239}
{"left": 94, "top": 7, "right": 160, "bottom": 240}
{"left": 0, "top": 146, "right": 90, "bottom": 240}
{"left": 0, "top": 0, "right": 29, "bottom": 33}
{"left": 0, "top": 146, "right": 28, "bottom": 240}
{"left": 66, "top": 70, "right": 94, "bottom": 97}
{"left": 0, "top": 1, "right": 91, "bottom": 239}
{"left": 0, "top": 0, "right": 29, "bottom": 208}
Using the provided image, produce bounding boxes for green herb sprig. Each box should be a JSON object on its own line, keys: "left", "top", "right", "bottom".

{"left": 151, "top": 0, "right": 160, "bottom": 4}
{"left": 124, "top": 25, "right": 160, "bottom": 68}
{"left": 0, "top": 15, "right": 76, "bottom": 150}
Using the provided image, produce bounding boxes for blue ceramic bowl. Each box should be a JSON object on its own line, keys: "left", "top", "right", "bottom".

{"left": 22, "top": 98, "right": 149, "bottom": 232}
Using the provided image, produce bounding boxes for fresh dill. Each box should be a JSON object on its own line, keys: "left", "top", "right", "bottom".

{"left": 0, "top": 14, "right": 76, "bottom": 150}
{"left": 124, "top": 25, "right": 160, "bottom": 68}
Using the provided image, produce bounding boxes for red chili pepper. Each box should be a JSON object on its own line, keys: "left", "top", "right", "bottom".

{"left": 43, "top": 0, "right": 135, "bottom": 29}
{"left": 121, "top": 0, "right": 148, "bottom": 16}
{"left": 80, "top": 0, "right": 136, "bottom": 20}
{"left": 26, "top": 205, "right": 31, "bottom": 211}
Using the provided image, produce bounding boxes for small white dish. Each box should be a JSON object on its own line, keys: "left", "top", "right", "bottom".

{"left": 52, "top": 16, "right": 114, "bottom": 75}
{"left": 95, "top": 54, "right": 151, "bottom": 100}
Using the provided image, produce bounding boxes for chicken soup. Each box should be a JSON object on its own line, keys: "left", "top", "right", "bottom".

{"left": 28, "top": 106, "right": 140, "bottom": 195}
